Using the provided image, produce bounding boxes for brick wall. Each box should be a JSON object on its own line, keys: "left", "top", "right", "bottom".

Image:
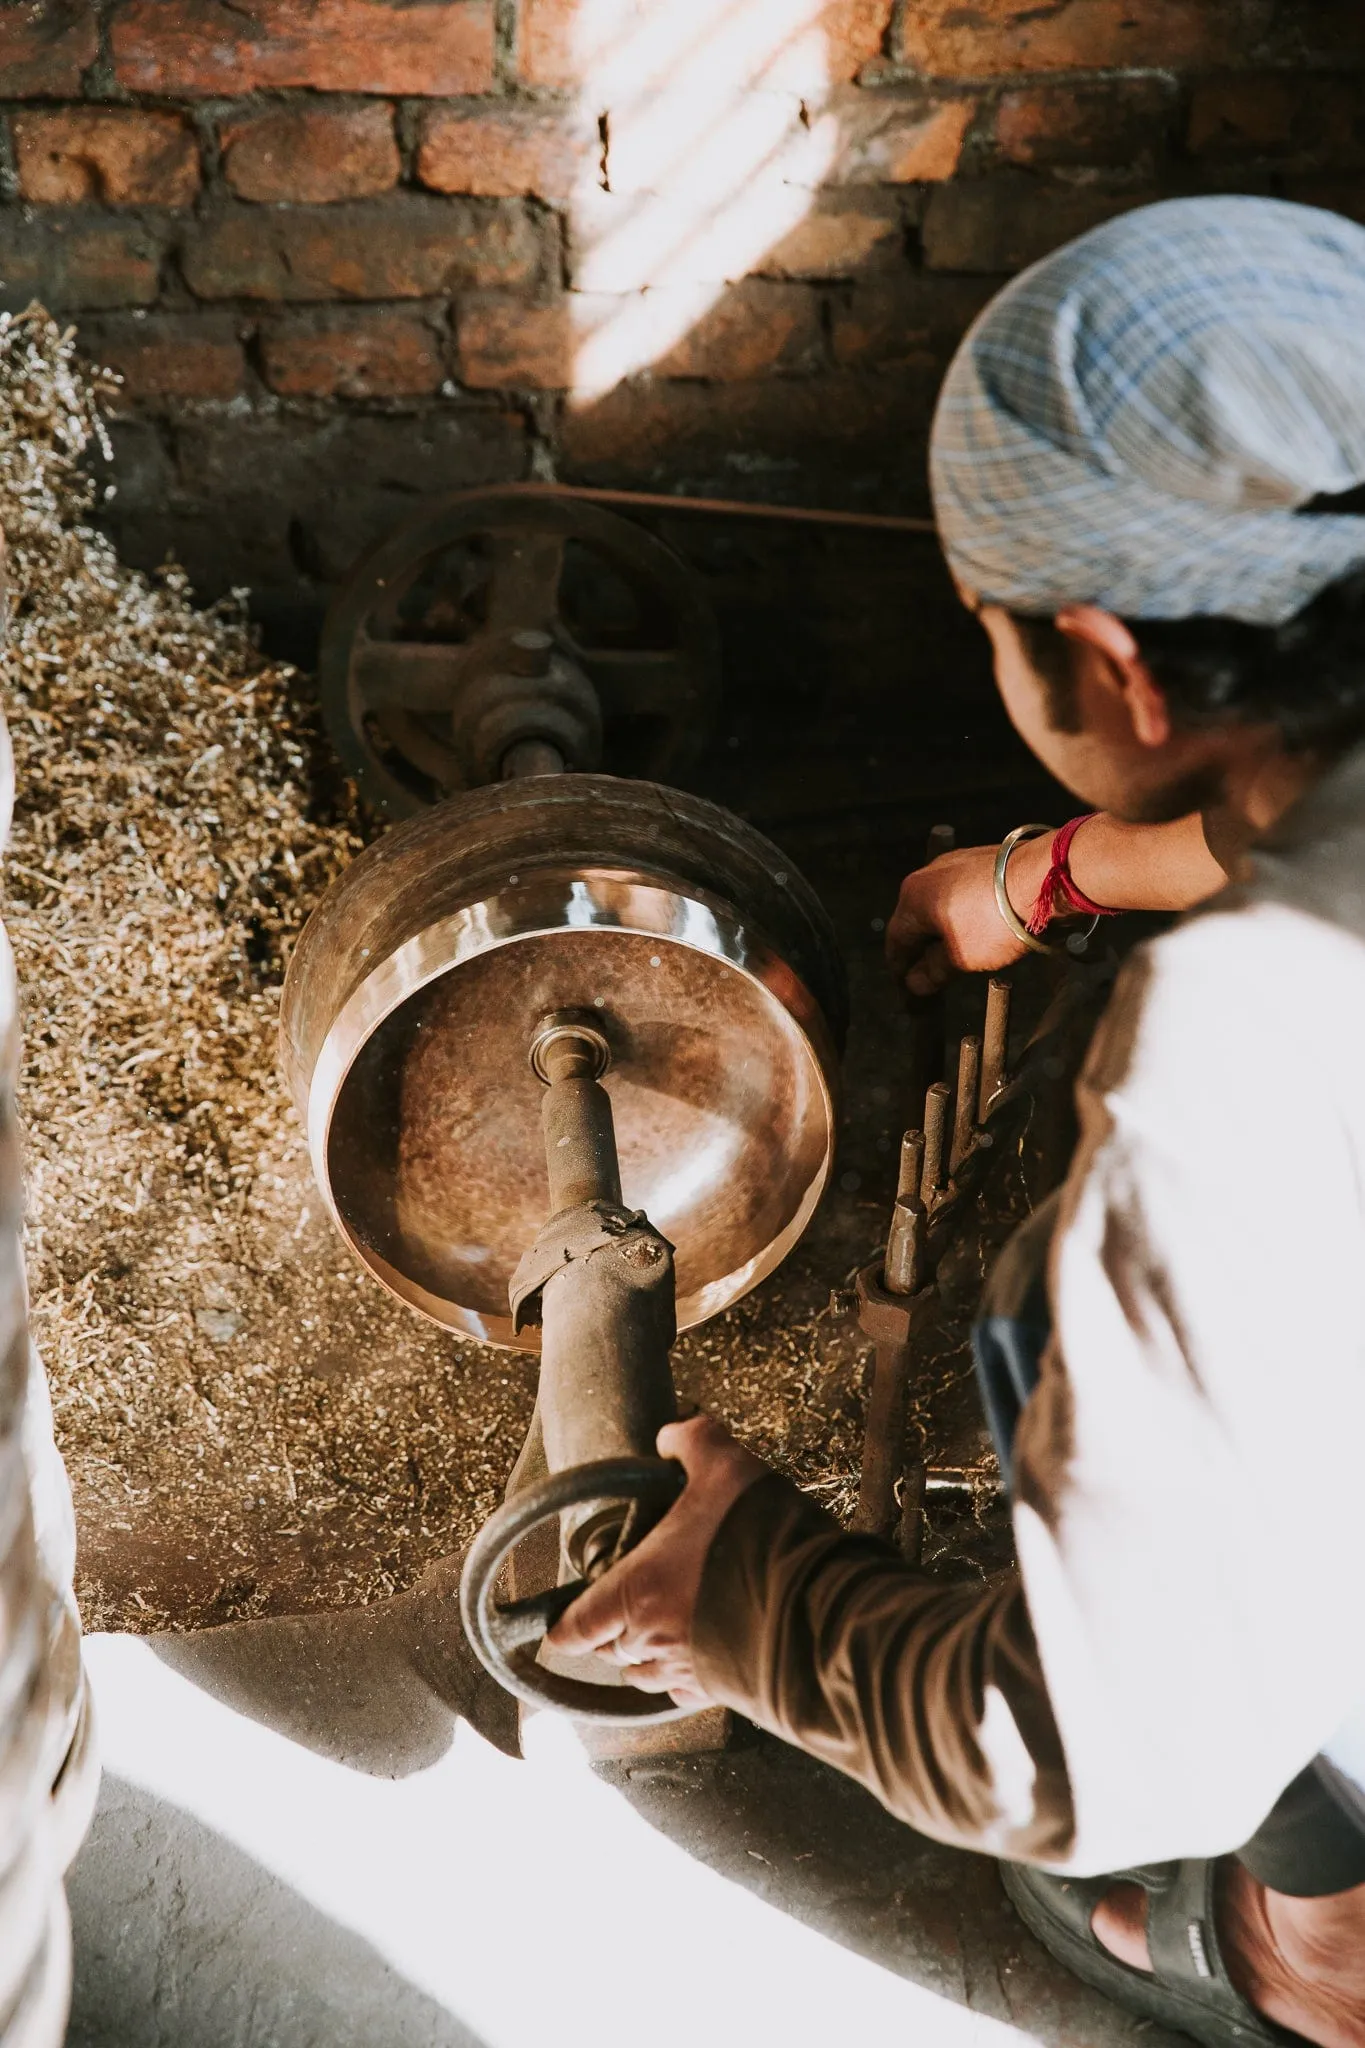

{"left": 1, "top": 0, "right": 1361, "bottom": 652}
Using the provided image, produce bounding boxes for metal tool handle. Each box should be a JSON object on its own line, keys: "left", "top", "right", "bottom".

{"left": 459, "top": 1456, "right": 690, "bottom": 1722}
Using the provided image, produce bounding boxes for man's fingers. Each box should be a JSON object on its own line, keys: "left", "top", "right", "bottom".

{"left": 657, "top": 1411, "right": 733, "bottom": 1470}
{"left": 613, "top": 1658, "right": 676, "bottom": 1693}
{"left": 904, "top": 941, "right": 949, "bottom": 996}
{"left": 545, "top": 1575, "right": 630, "bottom": 1656}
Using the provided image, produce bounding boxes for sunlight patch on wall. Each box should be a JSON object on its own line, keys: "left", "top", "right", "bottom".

{"left": 566, "top": 0, "right": 837, "bottom": 399}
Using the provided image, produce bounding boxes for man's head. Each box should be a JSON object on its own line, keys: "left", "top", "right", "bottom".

{"left": 930, "top": 198, "right": 1365, "bottom": 823}
{"left": 976, "top": 567, "right": 1365, "bottom": 823}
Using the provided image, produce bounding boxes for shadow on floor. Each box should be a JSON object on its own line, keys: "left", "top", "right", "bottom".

{"left": 138, "top": 1587, "right": 1181, "bottom": 2048}
{"left": 66, "top": 1773, "right": 490, "bottom": 2048}
{"left": 152, "top": 1550, "right": 520, "bottom": 1777}
{"left": 595, "top": 1729, "right": 1183, "bottom": 2048}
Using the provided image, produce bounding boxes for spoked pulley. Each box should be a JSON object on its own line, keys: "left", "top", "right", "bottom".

{"left": 319, "top": 488, "right": 723, "bottom": 816}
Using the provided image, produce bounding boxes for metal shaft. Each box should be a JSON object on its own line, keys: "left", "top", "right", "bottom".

{"left": 980, "top": 977, "right": 1010, "bottom": 1120}
{"left": 538, "top": 1030, "right": 622, "bottom": 1211}
{"left": 920, "top": 1081, "right": 951, "bottom": 1207}
{"left": 853, "top": 1125, "right": 927, "bottom": 1538}
{"left": 502, "top": 737, "right": 566, "bottom": 779}
{"left": 950, "top": 1034, "right": 982, "bottom": 1175}
{"left": 896, "top": 1129, "right": 925, "bottom": 1205}
{"left": 531, "top": 1024, "right": 677, "bottom": 1573}
{"left": 884, "top": 1197, "right": 924, "bottom": 1297}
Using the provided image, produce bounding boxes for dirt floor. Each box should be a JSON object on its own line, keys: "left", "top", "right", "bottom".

{"left": 2, "top": 306, "right": 1095, "bottom": 1640}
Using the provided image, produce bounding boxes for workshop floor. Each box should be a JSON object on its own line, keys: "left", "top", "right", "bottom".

{"left": 67, "top": 1622, "right": 1184, "bottom": 2048}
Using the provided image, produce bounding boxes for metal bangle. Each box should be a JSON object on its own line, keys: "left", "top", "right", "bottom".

{"left": 993, "top": 824, "right": 1100, "bottom": 958}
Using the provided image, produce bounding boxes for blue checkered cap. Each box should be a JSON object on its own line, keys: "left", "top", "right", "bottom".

{"left": 930, "top": 197, "right": 1365, "bottom": 626}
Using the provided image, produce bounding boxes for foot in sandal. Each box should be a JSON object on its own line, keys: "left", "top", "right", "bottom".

{"left": 1092, "top": 1869, "right": 1365, "bottom": 2048}
{"left": 1002, "top": 1858, "right": 1365, "bottom": 2048}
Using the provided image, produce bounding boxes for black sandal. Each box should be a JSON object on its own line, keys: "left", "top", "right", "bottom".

{"left": 999, "top": 1858, "right": 1313, "bottom": 2047}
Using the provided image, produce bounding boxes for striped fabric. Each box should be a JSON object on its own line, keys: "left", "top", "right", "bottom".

{"left": 929, "top": 196, "right": 1365, "bottom": 626}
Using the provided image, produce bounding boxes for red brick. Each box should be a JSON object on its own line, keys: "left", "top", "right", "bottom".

{"left": 823, "top": 91, "right": 974, "bottom": 184}
{"left": 0, "top": 0, "right": 98, "bottom": 97}
{"left": 822, "top": 0, "right": 894, "bottom": 81}
{"left": 830, "top": 271, "right": 998, "bottom": 368}
{"left": 458, "top": 298, "right": 571, "bottom": 389}
{"left": 111, "top": 0, "right": 494, "bottom": 95}
{"left": 81, "top": 313, "right": 245, "bottom": 401}
{"left": 897, "top": 0, "right": 1246, "bottom": 77}
{"left": 261, "top": 308, "right": 445, "bottom": 396}
{"left": 996, "top": 78, "right": 1179, "bottom": 169}
{"left": 923, "top": 176, "right": 1149, "bottom": 273}
{"left": 605, "top": 88, "right": 806, "bottom": 199}
{"left": 222, "top": 104, "right": 399, "bottom": 204}
{"left": 756, "top": 191, "right": 905, "bottom": 279}
{"left": 518, "top": 0, "right": 588, "bottom": 90}
{"left": 1188, "top": 75, "right": 1365, "bottom": 168}
{"left": 652, "top": 280, "right": 823, "bottom": 378}
{"left": 0, "top": 214, "right": 165, "bottom": 311}
{"left": 521, "top": 0, "right": 890, "bottom": 90}
{"left": 417, "top": 104, "right": 589, "bottom": 201}
{"left": 181, "top": 198, "right": 544, "bottom": 302}
{"left": 560, "top": 367, "right": 940, "bottom": 507}
{"left": 14, "top": 110, "right": 201, "bottom": 206}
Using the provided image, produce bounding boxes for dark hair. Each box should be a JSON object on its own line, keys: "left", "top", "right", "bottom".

{"left": 1014, "top": 564, "right": 1365, "bottom": 758}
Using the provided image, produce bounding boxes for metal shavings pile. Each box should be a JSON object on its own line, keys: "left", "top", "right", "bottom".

{"left": 1, "top": 307, "right": 858, "bottom": 1635}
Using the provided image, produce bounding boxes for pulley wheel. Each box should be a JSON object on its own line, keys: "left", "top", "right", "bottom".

{"left": 281, "top": 776, "right": 846, "bottom": 1348}
{"left": 319, "top": 488, "right": 722, "bottom": 816}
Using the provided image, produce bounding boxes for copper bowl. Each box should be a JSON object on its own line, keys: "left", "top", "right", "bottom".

{"left": 280, "top": 776, "right": 846, "bottom": 1348}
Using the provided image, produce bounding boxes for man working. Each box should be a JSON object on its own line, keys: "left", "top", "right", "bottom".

{"left": 549, "top": 196, "right": 1365, "bottom": 2048}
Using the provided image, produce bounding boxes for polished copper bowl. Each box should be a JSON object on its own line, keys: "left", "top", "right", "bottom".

{"left": 280, "top": 776, "right": 846, "bottom": 1348}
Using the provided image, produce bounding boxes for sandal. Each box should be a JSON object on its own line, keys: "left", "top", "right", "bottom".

{"left": 999, "top": 1858, "right": 1313, "bottom": 2047}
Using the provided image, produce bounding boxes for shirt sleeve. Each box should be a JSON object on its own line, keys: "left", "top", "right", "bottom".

{"left": 693, "top": 1474, "right": 1075, "bottom": 1861}
{"left": 694, "top": 905, "right": 1365, "bottom": 1873}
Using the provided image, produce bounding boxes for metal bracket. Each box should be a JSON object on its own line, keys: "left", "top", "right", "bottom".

{"left": 509, "top": 1200, "right": 675, "bottom": 1333}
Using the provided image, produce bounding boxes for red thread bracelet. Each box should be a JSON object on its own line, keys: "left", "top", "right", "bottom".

{"left": 1026, "top": 815, "right": 1120, "bottom": 938}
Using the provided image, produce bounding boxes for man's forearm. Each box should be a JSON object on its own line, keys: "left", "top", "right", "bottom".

{"left": 1004, "top": 812, "right": 1227, "bottom": 919}
{"left": 692, "top": 1473, "right": 1075, "bottom": 1863}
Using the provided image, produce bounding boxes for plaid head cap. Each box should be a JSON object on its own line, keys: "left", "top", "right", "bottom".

{"left": 929, "top": 196, "right": 1365, "bottom": 626}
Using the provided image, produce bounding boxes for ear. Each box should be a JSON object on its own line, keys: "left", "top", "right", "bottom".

{"left": 1055, "top": 604, "right": 1171, "bottom": 748}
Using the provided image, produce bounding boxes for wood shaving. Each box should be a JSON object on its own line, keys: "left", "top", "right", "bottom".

{"left": 1, "top": 309, "right": 863, "bottom": 1634}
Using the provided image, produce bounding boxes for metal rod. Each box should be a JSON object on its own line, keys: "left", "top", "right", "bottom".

{"left": 530, "top": 1023, "right": 677, "bottom": 1572}
{"left": 536, "top": 1026, "right": 622, "bottom": 1211}
{"left": 884, "top": 1197, "right": 925, "bottom": 1296}
{"left": 469, "top": 478, "right": 939, "bottom": 538}
{"left": 951, "top": 1035, "right": 982, "bottom": 1175}
{"left": 925, "top": 1467, "right": 1001, "bottom": 1495}
{"left": 502, "top": 737, "right": 566, "bottom": 779}
{"left": 896, "top": 1129, "right": 925, "bottom": 1205}
{"left": 898, "top": 1453, "right": 927, "bottom": 1566}
{"left": 920, "top": 1081, "right": 951, "bottom": 1207}
{"left": 853, "top": 1338, "right": 914, "bottom": 1537}
{"left": 980, "top": 978, "right": 1010, "bottom": 1120}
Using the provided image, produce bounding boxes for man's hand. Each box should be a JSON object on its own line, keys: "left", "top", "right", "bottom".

{"left": 886, "top": 843, "right": 1033, "bottom": 996}
{"left": 545, "top": 1414, "right": 768, "bottom": 1707}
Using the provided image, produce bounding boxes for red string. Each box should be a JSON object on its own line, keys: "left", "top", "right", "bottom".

{"left": 1026, "top": 815, "right": 1120, "bottom": 938}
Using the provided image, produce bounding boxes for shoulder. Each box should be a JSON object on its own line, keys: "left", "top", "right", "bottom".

{"left": 1084, "top": 900, "right": 1365, "bottom": 1110}
{"left": 1080, "top": 905, "right": 1365, "bottom": 1163}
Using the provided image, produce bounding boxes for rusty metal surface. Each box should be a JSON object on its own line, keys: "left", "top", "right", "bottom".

{"left": 319, "top": 490, "right": 723, "bottom": 816}
{"left": 280, "top": 775, "right": 846, "bottom": 1348}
